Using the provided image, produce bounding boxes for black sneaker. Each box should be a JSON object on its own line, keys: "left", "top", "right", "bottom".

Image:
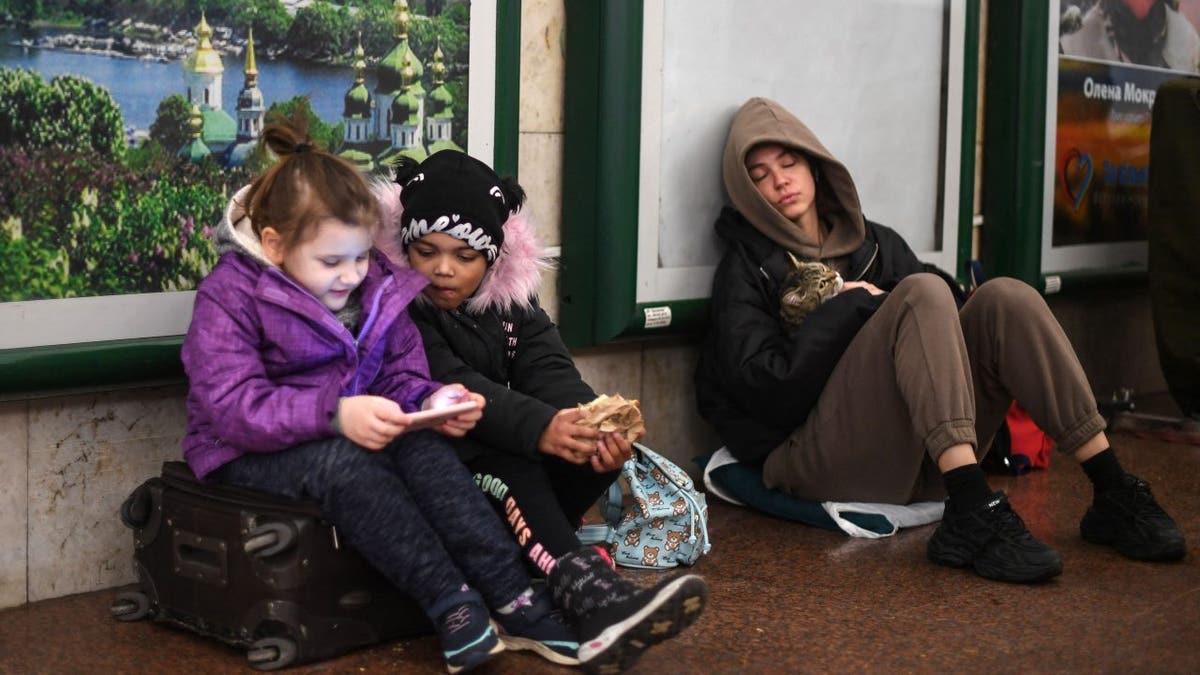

{"left": 1081, "top": 473, "right": 1186, "bottom": 561}
{"left": 435, "top": 599, "right": 503, "bottom": 674}
{"left": 927, "top": 493, "right": 1063, "bottom": 583}
{"left": 494, "top": 590, "right": 581, "bottom": 666}
{"left": 576, "top": 574, "right": 708, "bottom": 675}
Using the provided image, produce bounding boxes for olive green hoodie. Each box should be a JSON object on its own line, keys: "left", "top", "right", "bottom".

{"left": 722, "top": 97, "right": 866, "bottom": 263}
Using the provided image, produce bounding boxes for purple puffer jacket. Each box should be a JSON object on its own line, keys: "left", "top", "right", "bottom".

{"left": 181, "top": 250, "right": 439, "bottom": 479}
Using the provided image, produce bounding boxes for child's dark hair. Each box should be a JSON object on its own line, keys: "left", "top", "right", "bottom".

{"left": 242, "top": 101, "right": 380, "bottom": 252}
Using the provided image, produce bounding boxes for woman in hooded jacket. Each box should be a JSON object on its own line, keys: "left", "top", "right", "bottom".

{"left": 374, "top": 149, "right": 708, "bottom": 673}
{"left": 695, "top": 97, "right": 1186, "bottom": 583}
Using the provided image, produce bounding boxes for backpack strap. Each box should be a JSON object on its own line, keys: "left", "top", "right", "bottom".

{"left": 603, "top": 478, "right": 625, "bottom": 527}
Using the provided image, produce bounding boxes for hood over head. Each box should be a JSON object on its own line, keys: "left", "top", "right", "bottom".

{"left": 722, "top": 97, "right": 865, "bottom": 260}
{"left": 215, "top": 185, "right": 274, "bottom": 267}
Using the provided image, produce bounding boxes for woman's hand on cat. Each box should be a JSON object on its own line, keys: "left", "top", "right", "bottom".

{"left": 841, "top": 281, "right": 886, "bottom": 296}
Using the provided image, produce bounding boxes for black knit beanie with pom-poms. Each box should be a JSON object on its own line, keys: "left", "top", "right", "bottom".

{"left": 392, "top": 150, "right": 526, "bottom": 265}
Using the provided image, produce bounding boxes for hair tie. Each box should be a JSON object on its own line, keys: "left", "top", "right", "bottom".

{"left": 296, "top": 142, "right": 313, "bottom": 153}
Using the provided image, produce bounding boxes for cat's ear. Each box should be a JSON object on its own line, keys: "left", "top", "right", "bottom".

{"left": 786, "top": 250, "right": 804, "bottom": 270}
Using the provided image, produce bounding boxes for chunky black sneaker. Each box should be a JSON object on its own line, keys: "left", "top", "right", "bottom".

{"left": 435, "top": 599, "right": 503, "bottom": 674}
{"left": 1080, "top": 473, "right": 1186, "bottom": 561}
{"left": 927, "top": 493, "right": 1063, "bottom": 583}
{"left": 494, "top": 590, "right": 581, "bottom": 666}
{"left": 576, "top": 574, "right": 709, "bottom": 675}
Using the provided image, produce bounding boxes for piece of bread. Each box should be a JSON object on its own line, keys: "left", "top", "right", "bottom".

{"left": 577, "top": 393, "right": 645, "bottom": 441}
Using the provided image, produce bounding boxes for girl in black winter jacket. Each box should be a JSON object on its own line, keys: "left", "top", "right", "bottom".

{"left": 375, "top": 149, "right": 707, "bottom": 673}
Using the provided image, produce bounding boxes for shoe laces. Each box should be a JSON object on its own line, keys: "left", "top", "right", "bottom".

{"left": 977, "top": 496, "right": 1035, "bottom": 543}
{"left": 501, "top": 592, "right": 562, "bottom": 632}
{"left": 1106, "top": 476, "right": 1168, "bottom": 520}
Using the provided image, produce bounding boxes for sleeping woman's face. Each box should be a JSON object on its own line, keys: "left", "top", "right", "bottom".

{"left": 745, "top": 143, "right": 817, "bottom": 226}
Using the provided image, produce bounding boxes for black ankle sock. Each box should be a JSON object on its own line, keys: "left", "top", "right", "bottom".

{"left": 1081, "top": 448, "right": 1124, "bottom": 493}
{"left": 942, "top": 463, "right": 993, "bottom": 513}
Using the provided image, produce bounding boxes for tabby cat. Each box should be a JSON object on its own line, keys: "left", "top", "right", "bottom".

{"left": 779, "top": 253, "right": 843, "bottom": 326}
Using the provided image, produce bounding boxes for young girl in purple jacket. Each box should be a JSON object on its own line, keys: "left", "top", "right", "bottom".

{"left": 181, "top": 109, "right": 578, "bottom": 673}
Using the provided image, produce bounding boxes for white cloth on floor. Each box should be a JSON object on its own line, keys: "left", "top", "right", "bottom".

{"left": 703, "top": 447, "right": 943, "bottom": 539}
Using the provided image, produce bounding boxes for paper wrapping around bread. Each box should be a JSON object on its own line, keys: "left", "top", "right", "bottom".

{"left": 577, "top": 393, "right": 645, "bottom": 441}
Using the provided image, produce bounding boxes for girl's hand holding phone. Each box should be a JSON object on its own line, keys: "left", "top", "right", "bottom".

{"left": 419, "top": 385, "right": 485, "bottom": 437}
{"left": 336, "top": 395, "right": 408, "bottom": 450}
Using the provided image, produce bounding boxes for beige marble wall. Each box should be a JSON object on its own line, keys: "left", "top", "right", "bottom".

{"left": 0, "top": 400, "right": 29, "bottom": 607}
{"left": 519, "top": 0, "right": 568, "bottom": 328}
{"left": 0, "top": 385, "right": 188, "bottom": 608}
{"left": 639, "top": 340, "right": 722, "bottom": 470}
{"left": 25, "top": 387, "right": 187, "bottom": 602}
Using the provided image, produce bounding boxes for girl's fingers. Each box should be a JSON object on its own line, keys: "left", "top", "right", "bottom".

{"left": 566, "top": 436, "right": 598, "bottom": 457}
{"left": 593, "top": 442, "right": 617, "bottom": 470}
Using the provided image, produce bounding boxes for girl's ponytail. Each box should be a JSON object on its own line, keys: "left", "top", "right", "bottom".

{"left": 241, "top": 98, "right": 379, "bottom": 252}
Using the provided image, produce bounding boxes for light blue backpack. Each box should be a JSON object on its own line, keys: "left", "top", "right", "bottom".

{"left": 579, "top": 444, "right": 711, "bottom": 569}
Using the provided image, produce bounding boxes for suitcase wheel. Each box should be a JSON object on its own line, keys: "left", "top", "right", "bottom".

{"left": 110, "top": 590, "right": 152, "bottom": 622}
{"left": 244, "top": 521, "right": 297, "bottom": 558}
{"left": 247, "top": 636, "right": 298, "bottom": 671}
{"left": 120, "top": 486, "right": 152, "bottom": 530}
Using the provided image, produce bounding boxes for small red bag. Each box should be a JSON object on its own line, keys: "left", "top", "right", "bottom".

{"left": 1006, "top": 401, "right": 1054, "bottom": 470}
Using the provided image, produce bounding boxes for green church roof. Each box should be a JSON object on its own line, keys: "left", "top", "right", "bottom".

{"left": 201, "top": 108, "right": 238, "bottom": 144}
{"left": 178, "top": 137, "right": 212, "bottom": 162}
{"left": 427, "top": 138, "right": 462, "bottom": 155}
{"left": 427, "top": 84, "right": 454, "bottom": 117}
{"left": 338, "top": 148, "right": 376, "bottom": 172}
{"left": 380, "top": 145, "right": 427, "bottom": 165}
{"left": 378, "top": 39, "right": 422, "bottom": 92}
{"left": 344, "top": 82, "right": 371, "bottom": 118}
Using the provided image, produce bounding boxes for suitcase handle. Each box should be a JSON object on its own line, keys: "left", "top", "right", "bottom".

{"left": 244, "top": 521, "right": 298, "bottom": 558}
{"left": 172, "top": 529, "right": 229, "bottom": 587}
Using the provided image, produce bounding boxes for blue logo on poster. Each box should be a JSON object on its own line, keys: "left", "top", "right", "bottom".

{"left": 1062, "top": 148, "right": 1093, "bottom": 212}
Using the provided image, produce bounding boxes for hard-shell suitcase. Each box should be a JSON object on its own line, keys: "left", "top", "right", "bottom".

{"left": 111, "top": 461, "right": 430, "bottom": 670}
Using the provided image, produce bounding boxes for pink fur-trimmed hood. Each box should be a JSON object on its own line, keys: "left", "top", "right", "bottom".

{"left": 372, "top": 179, "right": 552, "bottom": 314}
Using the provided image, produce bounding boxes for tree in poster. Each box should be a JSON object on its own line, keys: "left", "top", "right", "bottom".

{"left": 149, "top": 94, "right": 193, "bottom": 154}
{"left": 0, "top": 67, "right": 234, "bottom": 301}
{"left": 0, "top": 68, "right": 125, "bottom": 159}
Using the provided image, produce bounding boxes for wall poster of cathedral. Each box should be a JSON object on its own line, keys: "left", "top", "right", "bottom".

{"left": 0, "top": 1, "right": 504, "bottom": 389}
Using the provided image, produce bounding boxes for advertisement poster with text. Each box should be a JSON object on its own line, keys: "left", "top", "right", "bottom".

{"left": 1055, "top": 0, "right": 1200, "bottom": 247}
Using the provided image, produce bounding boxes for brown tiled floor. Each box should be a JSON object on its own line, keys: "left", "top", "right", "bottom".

{"left": 2, "top": 431, "right": 1198, "bottom": 674}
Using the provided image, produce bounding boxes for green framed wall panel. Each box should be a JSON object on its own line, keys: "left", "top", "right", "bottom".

{"left": 561, "top": 0, "right": 981, "bottom": 348}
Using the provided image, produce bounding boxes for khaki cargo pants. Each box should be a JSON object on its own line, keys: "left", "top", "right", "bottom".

{"left": 762, "top": 274, "right": 1106, "bottom": 503}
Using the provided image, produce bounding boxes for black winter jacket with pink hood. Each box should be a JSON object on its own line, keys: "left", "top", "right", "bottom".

{"left": 373, "top": 182, "right": 595, "bottom": 463}
{"left": 695, "top": 97, "right": 925, "bottom": 464}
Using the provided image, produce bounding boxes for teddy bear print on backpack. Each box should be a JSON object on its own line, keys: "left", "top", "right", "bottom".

{"left": 603, "top": 445, "right": 712, "bottom": 569}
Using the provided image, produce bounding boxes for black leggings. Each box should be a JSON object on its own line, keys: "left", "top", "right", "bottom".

{"left": 468, "top": 452, "right": 619, "bottom": 577}
{"left": 213, "top": 431, "right": 530, "bottom": 618}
